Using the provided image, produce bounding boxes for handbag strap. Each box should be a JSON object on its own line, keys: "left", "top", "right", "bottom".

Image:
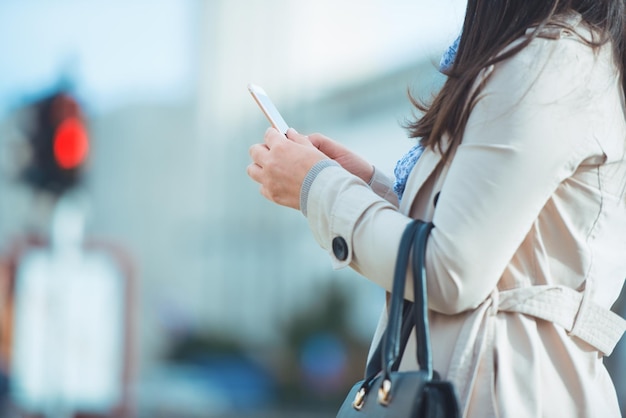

{"left": 359, "top": 220, "right": 435, "bottom": 392}
{"left": 364, "top": 301, "right": 415, "bottom": 379}
{"left": 411, "top": 221, "right": 435, "bottom": 379}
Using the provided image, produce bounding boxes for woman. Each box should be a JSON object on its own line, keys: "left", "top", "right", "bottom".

{"left": 247, "top": 0, "right": 626, "bottom": 416}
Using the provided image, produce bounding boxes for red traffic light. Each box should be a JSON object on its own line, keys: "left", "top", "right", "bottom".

{"left": 20, "top": 91, "right": 89, "bottom": 194}
{"left": 53, "top": 117, "right": 89, "bottom": 169}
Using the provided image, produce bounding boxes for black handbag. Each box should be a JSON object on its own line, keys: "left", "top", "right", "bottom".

{"left": 336, "top": 220, "right": 460, "bottom": 418}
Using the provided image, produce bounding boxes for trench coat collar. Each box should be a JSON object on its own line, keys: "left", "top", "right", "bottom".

{"left": 398, "top": 143, "right": 445, "bottom": 214}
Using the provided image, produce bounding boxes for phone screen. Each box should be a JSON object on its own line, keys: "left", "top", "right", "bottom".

{"left": 248, "top": 84, "right": 289, "bottom": 135}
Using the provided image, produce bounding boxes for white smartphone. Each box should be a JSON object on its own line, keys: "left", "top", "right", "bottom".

{"left": 248, "top": 83, "right": 290, "bottom": 135}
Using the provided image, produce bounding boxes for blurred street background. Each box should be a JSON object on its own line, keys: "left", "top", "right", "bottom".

{"left": 0, "top": 1, "right": 623, "bottom": 417}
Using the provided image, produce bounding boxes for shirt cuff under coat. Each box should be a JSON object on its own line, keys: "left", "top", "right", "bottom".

{"left": 368, "top": 166, "right": 400, "bottom": 207}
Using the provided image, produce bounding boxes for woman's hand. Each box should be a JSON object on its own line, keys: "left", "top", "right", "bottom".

{"left": 248, "top": 128, "right": 328, "bottom": 210}
{"left": 307, "top": 133, "right": 374, "bottom": 183}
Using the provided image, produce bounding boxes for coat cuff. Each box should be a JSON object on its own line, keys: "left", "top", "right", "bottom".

{"left": 306, "top": 165, "right": 396, "bottom": 269}
{"left": 300, "top": 159, "right": 341, "bottom": 217}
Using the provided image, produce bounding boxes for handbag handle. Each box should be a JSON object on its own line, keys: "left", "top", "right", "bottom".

{"left": 410, "top": 220, "right": 435, "bottom": 378}
{"left": 353, "top": 220, "right": 435, "bottom": 408}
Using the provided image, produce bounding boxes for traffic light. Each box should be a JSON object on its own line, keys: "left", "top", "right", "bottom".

{"left": 21, "top": 92, "right": 89, "bottom": 194}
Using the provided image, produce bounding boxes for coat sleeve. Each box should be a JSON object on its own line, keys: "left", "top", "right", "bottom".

{"left": 305, "top": 36, "right": 609, "bottom": 314}
{"left": 425, "top": 37, "right": 608, "bottom": 314}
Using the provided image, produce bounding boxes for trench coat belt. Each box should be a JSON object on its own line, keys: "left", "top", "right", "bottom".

{"left": 446, "top": 285, "right": 626, "bottom": 418}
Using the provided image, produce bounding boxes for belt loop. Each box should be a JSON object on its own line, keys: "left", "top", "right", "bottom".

{"left": 489, "top": 288, "right": 500, "bottom": 316}
{"left": 565, "top": 282, "right": 626, "bottom": 356}
{"left": 569, "top": 284, "right": 591, "bottom": 338}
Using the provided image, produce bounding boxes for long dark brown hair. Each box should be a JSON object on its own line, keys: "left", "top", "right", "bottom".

{"left": 406, "top": 0, "right": 626, "bottom": 162}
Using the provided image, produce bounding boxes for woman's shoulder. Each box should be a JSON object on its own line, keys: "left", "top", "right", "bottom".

{"left": 486, "top": 17, "right": 615, "bottom": 104}
{"left": 470, "top": 13, "right": 624, "bottom": 164}
{"left": 504, "top": 12, "right": 610, "bottom": 75}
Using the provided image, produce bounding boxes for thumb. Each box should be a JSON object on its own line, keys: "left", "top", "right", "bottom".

{"left": 286, "top": 128, "right": 310, "bottom": 145}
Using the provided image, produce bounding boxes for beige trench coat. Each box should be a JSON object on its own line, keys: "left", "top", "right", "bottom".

{"left": 304, "top": 15, "right": 626, "bottom": 418}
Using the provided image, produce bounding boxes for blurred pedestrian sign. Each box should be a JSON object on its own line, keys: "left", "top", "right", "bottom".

{"left": 5, "top": 194, "right": 135, "bottom": 417}
{"left": 11, "top": 245, "right": 124, "bottom": 413}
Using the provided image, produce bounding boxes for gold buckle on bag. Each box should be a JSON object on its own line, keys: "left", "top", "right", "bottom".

{"left": 377, "top": 379, "right": 392, "bottom": 406}
{"left": 352, "top": 388, "right": 366, "bottom": 410}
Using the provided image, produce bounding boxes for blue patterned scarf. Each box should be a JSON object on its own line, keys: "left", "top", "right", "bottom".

{"left": 393, "top": 35, "right": 461, "bottom": 200}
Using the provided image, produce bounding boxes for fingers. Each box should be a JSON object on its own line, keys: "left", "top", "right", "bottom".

{"left": 265, "top": 127, "right": 310, "bottom": 149}
{"left": 246, "top": 162, "right": 263, "bottom": 184}
{"left": 307, "top": 133, "right": 346, "bottom": 160}
{"left": 306, "top": 133, "right": 327, "bottom": 149}
{"left": 286, "top": 128, "right": 310, "bottom": 145}
{"left": 308, "top": 133, "right": 341, "bottom": 155}
{"left": 249, "top": 143, "right": 269, "bottom": 167}
{"left": 264, "top": 127, "right": 286, "bottom": 148}
{"left": 307, "top": 134, "right": 322, "bottom": 150}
